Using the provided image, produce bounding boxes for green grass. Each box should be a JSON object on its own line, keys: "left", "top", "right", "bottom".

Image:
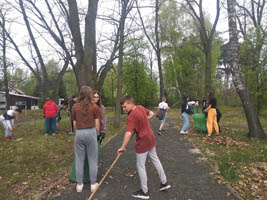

{"left": 168, "top": 106, "right": 267, "bottom": 200}
{"left": 0, "top": 110, "right": 124, "bottom": 200}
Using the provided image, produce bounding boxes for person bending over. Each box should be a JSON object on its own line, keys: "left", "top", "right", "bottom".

{"left": 0, "top": 108, "right": 22, "bottom": 141}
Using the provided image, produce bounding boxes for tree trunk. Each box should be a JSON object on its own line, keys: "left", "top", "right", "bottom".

{"left": 1, "top": 15, "right": 10, "bottom": 110}
{"left": 157, "top": 51, "right": 164, "bottom": 98}
{"left": 19, "top": 0, "right": 49, "bottom": 98}
{"left": 227, "top": 0, "right": 266, "bottom": 139}
{"left": 186, "top": 0, "right": 220, "bottom": 97}
{"left": 84, "top": 0, "right": 98, "bottom": 88}
{"left": 205, "top": 48, "right": 212, "bottom": 95}
{"left": 155, "top": 0, "right": 164, "bottom": 99}
{"left": 113, "top": 0, "right": 128, "bottom": 128}
{"left": 136, "top": 0, "right": 164, "bottom": 100}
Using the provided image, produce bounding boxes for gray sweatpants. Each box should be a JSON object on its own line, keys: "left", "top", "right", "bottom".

{"left": 0, "top": 118, "right": 13, "bottom": 137}
{"left": 75, "top": 127, "right": 98, "bottom": 184}
{"left": 136, "top": 147, "right": 167, "bottom": 193}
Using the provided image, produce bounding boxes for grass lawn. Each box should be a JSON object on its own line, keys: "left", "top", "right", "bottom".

{"left": 168, "top": 107, "right": 267, "bottom": 200}
{"left": 0, "top": 109, "right": 124, "bottom": 200}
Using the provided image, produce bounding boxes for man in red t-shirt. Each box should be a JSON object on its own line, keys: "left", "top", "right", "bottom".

{"left": 118, "top": 96, "right": 171, "bottom": 199}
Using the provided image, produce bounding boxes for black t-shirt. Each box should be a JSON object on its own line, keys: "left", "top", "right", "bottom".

{"left": 209, "top": 98, "right": 217, "bottom": 108}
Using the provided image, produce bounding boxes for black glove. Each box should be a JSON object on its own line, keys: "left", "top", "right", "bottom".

{"left": 97, "top": 132, "right": 106, "bottom": 144}
{"left": 101, "top": 132, "right": 106, "bottom": 140}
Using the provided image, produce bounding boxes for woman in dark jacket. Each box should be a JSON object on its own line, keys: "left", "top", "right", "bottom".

{"left": 180, "top": 96, "right": 191, "bottom": 134}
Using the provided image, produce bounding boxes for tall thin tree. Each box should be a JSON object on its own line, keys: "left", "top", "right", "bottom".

{"left": 136, "top": 0, "right": 165, "bottom": 99}
{"left": 113, "top": 0, "right": 135, "bottom": 128}
{"left": 184, "top": 0, "right": 221, "bottom": 96}
{"left": 0, "top": 5, "right": 10, "bottom": 109}
{"left": 226, "top": 0, "right": 266, "bottom": 139}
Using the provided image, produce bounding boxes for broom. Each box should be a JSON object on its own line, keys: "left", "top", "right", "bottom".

{"left": 88, "top": 152, "right": 122, "bottom": 200}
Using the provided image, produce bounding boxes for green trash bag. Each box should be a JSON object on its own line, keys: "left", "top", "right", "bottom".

{"left": 192, "top": 107, "right": 198, "bottom": 114}
{"left": 69, "top": 138, "right": 102, "bottom": 183}
{"left": 193, "top": 113, "right": 207, "bottom": 132}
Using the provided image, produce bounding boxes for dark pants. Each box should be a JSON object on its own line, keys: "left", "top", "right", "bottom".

{"left": 71, "top": 120, "right": 74, "bottom": 132}
{"left": 45, "top": 117, "right": 56, "bottom": 134}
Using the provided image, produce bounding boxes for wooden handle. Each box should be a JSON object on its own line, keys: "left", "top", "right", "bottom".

{"left": 88, "top": 153, "right": 122, "bottom": 200}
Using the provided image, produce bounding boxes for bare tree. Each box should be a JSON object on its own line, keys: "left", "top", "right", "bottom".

{"left": 226, "top": 0, "right": 266, "bottom": 139}
{"left": 0, "top": 3, "right": 10, "bottom": 109}
{"left": 2, "top": 0, "right": 122, "bottom": 98}
{"left": 113, "top": 0, "right": 135, "bottom": 128}
{"left": 0, "top": 0, "right": 71, "bottom": 98}
{"left": 136, "top": 0, "right": 165, "bottom": 99}
{"left": 184, "top": 0, "right": 221, "bottom": 96}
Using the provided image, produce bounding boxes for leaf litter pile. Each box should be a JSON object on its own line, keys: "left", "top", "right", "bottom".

{"left": 187, "top": 132, "right": 266, "bottom": 200}
{"left": 204, "top": 136, "right": 248, "bottom": 148}
{"left": 235, "top": 163, "right": 267, "bottom": 200}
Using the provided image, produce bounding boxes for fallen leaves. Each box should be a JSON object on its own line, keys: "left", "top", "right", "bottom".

{"left": 125, "top": 172, "right": 134, "bottom": 177}
{"left": 233, "top": 162, "right": 267, "bottom": 200}
{"left": 204, "top": 136, "right": 248, "bottom": 148}
{"left": 189, "top": 148, "right": 201, "bottom": 154}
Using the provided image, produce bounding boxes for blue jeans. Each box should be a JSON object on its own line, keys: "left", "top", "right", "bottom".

{"left": 181, "top": 112, "right": 190, "bottom": 132}
{"left": 45, "top": 117, "right": 56, "bottom": 134}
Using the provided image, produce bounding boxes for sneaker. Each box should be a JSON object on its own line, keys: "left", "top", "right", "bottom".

{"left": 5, "top": 137, "right": 10, "bottom": 141}
{"left": 45, "top": 133, "right": 48, "bottom": 136}
{"left": 76, "top": 183, "right": 83, "bottom": 192}
{"left": 91, "top": 182, "right": 99, "bottom": 192}
{"left": 131, "top": 189, "right": 149, "bottom": 199}
{"left": 180, "top": 131, "right": 187, "bottom": 135}
{"left": 52, "top": 133, "right": 56, "bottom": 136}
{"left": 159, "top": 182, "right": 171, "bottom": 191}
{"left": 157, "top": 130, "right": 162, "bottom": 136}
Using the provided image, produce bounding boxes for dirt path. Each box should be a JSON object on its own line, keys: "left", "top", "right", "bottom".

{"left": 50, "top": 118, "right": 239, "bottom": 200}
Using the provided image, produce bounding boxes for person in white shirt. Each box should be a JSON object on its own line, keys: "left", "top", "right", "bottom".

{"left": 0, "top": 108, "right": 22, "bottom": 141}
{"left": 157, "top": 97, "right": 169, "bottom": 135}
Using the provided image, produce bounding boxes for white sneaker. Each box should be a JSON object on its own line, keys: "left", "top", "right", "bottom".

{"left": 91, "top": 182, "right": 99, "bottom": 192}
{"left": 180, "top": 131, "right": 188, "bottom": 135}
{"left": 76, "top": 183, "right": 83, "bottom": 192}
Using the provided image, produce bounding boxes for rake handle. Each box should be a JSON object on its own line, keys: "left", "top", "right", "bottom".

{"left": 88, "top": 152, "right": 122, "bottom": 200}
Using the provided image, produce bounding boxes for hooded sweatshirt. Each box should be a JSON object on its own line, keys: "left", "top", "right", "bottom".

{"left": 43, "top": 100, "right": 58, "bottom": 118}
{"left": 181, "top": 96, "right": 189, "bottom": 114}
